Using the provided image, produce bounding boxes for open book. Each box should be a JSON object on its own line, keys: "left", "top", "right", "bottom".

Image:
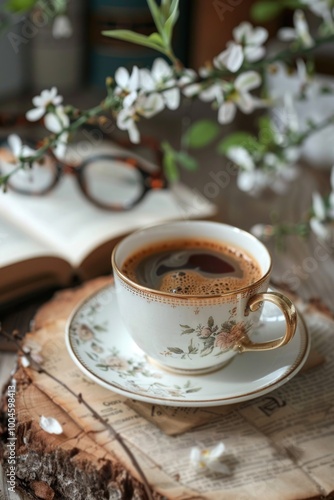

{"left": 0, "top": 141, "right": 216, "bottom": 307}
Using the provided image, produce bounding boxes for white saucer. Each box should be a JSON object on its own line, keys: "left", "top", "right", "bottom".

{"left": 65, "top": 284, "right": 310, "bottom": 407}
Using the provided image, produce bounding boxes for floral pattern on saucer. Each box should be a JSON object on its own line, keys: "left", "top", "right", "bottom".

{"left": 69, "top": 298, "right": 202, "bottom": 398}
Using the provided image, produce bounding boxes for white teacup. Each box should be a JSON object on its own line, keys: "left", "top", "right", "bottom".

{"left": 112, "top": 221, "right": 297, "bottom": 375}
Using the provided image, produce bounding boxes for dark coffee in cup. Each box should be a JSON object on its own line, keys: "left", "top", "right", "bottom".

{"left": 121, "top": 238, "right": 262, "bottom": 295}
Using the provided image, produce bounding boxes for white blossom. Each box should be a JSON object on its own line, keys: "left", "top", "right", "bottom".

{"left": 117, "top": 106, "right": 140, "bottom": 144}
{"left": 214, "top": 43, "right": 244, "bottom": 73}
{"left": 200, "top": 82, "right": 225, "bottom": 103}
{"left": 310, "top": 217, "right": 332, "bottom": 240}
{"left": 251, "top": 223, "right": 275, "bottom": 240}
{"left": 114, "top": 66, "right": 140, "bottom": 107}
{"left": 39, "top": 416, "right": 63, "bottom": 435}
{"left": 140, "top": 58, "right": 180, "bottom": 110}
{"left": 44, "top": 106, "right": 70, "bottom": 160}
{"left": 218, "top": 71, "right": 262, "bottom": 124}
{"left": 190, "top": 443, "right": 230, "bottom": 475}
{"left": 329, "top": 166, "right": 334, "bottom": 217}
{"left": 117, "top": 93, "right": 164, "bottom": 144}
{"left": 52, "top": 15, "right": 73, "bottom": 38}
{"left": 26, "top": 87, "right": 63, "bottom": 122}
{"left": 227, "top": 143, "right": 300, "bottom": 196}
{"left": 309, "top": 168, "right": 334, "bottom": 242}
{"left": 233, "top": 21, "right": 268, "bottom": 61}
{"left": 278, "top": 10, "right": 314, "bottom": 48}
{"left": 178, "top": 68, "right": 197, "bottom": 87}
{"left": 182, "top": 80, "right": 225, "bottom": 105}
{"left": 300, "top": 0, "right": 334, "bottom": 28}
{"left": 226, "top": 146, "right": 255, "bottom": 171}
{"left": 7, "top": 134, "right": 35, "bottom": 162}
{"left": 237, "top": 158, "right": 299, "bottom": 196}
{"left": 237, "top": 169, "right": 269, "bottom": 195}
{"left": 312, "top": 192, "right": 327, "bottom": 220}
{"left": 214, "top": 22, "right": 268, "bottom": 72}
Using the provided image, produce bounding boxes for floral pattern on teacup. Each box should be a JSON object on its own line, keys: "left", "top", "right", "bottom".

{"left": 163, "top": 311, "right": 252, "bottom": 361}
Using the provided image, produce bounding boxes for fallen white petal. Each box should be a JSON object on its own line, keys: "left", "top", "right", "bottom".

{"left": 190, "top": 442, "right": 230, "bottom": 475}
{"left": 21, "top": 356, "right": 30, "bottom": 367}
{"left": 40, "top": 416, "right": 63, "bottom": 435}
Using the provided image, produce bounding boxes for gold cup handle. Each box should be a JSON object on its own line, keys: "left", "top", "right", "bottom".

{"left": 237, "top": 292, "right": 298, "bottom": 352}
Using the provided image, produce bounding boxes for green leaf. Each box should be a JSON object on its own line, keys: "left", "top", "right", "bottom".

{"left": 217, "top": 132, "right": 261, "bottom": 155}
{"left": 164, "top": 0, "right": 179, "bottom": 44}
{"left": 161, "top": 0, "right": 173, "bottom": 19}
{"left": 283, "top": 0, "right": 304, "bottom": 8}
{"left": 175, "top": 151, "right": 198, "bottom": 171}
{"left": 183, "top": 120, "right": 220, "bottom": 149}
{"left": 180, "top": 324, "right": 191, "bottom": 328}
{"left": 148, "top": 32, "right": 164, "bottom": 46}
{"left": 250, "top": 1, "right": 283, "bottom": 22}
{"left": 102, "top": 29, "right": 165, "bottom": 53}
{"left": 5, "top": 0, "right": 37, "bottom": 12}
{"left": 163, "top": 151, "right": 179, "bottom": 182}
{"left": 258, "top": 115, "right": 276, "bottom": 145}
{"left": 147, "top": 0, "right": 164, "bottom": 34}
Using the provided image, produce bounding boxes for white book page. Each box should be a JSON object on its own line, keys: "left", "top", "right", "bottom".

{"left": 0, "top": 207, "right": 57, "bottom": 267}
{"left": 0, "top": 183, "right": 216, "bottom": 271}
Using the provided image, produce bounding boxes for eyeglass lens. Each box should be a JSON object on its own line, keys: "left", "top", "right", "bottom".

{"left": 83, "top": 157, "right": 145, "bottom": 208}
{"left": 0, "top": 149, "right": 58, "bottom": 194}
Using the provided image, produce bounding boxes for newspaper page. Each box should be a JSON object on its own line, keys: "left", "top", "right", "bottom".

{"left": 17, "top": 290, "right": 334, "bottom": 500}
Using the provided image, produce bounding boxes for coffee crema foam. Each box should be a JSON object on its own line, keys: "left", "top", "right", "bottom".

{"left": 121, "top": 238, "right": 262, "bottom": 295}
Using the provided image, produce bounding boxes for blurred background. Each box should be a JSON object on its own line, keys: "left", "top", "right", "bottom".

{"left": 1, "top": 0, "right": 332, "bottom": 105}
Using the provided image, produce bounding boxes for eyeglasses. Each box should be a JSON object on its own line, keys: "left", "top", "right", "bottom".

{"left": 0, "top": 139, "right": 168, "bottom": 211}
